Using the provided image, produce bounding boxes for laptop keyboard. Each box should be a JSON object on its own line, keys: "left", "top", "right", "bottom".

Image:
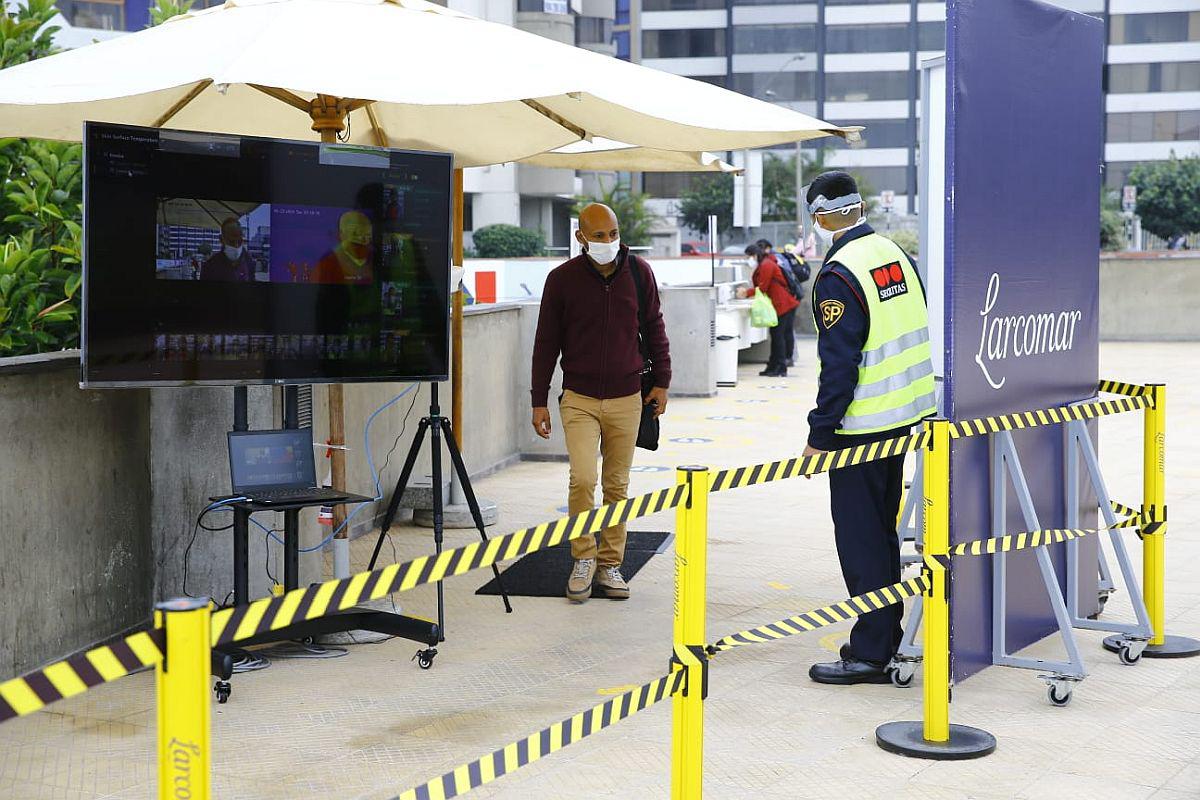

{"left": 251, "top": 488, "right": 342, "bottom": 501}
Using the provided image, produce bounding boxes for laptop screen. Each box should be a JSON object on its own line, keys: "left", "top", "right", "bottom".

{"left": 228, "top": 429, "right": 317, "bottom": 493}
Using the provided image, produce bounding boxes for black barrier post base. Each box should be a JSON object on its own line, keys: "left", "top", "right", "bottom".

{"left": 1104, "top": 634, "right": 1200, "bottom": 659}
{"left": 875, "top": 722, "right": 996, "bottom": 761}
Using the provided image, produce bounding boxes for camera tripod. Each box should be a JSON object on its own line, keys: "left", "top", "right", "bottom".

{"left": 366, "top": 382, "right": 512, "bottom": 668}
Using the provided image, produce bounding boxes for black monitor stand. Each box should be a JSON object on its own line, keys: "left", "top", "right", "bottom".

{"left": 211, "top": 384, "right": 440, "bottom": 704}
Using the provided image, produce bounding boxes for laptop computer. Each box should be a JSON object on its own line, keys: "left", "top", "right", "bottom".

{"left": 228, "top": 428, "right": 350, "bottom": 506}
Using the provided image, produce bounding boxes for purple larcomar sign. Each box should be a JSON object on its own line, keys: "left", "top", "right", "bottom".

{"left": 943, "top": 0, "right": 1104, "bottom": 680}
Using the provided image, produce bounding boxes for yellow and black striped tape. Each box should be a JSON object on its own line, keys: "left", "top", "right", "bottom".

{"left": 711, "top": 431, "right": 928, "bottom": 493}
{"left": 707, "top": 575, "right": 929, "bottom": 654}
{"left": 390, "top": 670, "right": 685, "bottom": 800}
{"left": 211, "top": 484, "right": 688, "bottom": 647}
{"left": 1098, "top": 379, "right": 1149, "bottom": 398}
{"left": 949, "top": 395, "right": 1150, "bottom": 440}
{"left": 949, "top": 504, "right": 1150, "bottom": 557}
{"left": 0, "top": 627, "right": 164, "bottom": 724}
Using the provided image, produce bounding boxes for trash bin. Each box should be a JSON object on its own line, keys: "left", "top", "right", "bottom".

{"left": 716, "top": 334, "right": 739, "bottom": 387}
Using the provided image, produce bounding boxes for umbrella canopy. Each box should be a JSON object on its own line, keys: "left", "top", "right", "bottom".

{"left": 522, "top": 139, "right": 739, "bottom": 173}
{"left": 0, "top": 0, "right": 856, "bottom": 163}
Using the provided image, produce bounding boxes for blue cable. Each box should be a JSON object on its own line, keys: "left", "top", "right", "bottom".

{"left": 258, "top": 383, "right": 419, "bottom": 555}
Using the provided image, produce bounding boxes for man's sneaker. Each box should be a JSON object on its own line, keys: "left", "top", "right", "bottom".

{"left": 596, "top": 565, "right": 631, "bottom": 600}
{"left": 566, "top": 558, "right": 596, "bottom": 603}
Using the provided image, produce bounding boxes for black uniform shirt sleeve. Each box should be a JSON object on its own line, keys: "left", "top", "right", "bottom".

{"left": 807, "top": 263, "right": 869, "bottom": 450}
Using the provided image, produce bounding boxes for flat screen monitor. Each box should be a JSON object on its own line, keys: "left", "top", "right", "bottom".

{"left": 82, "top": 122, "right": 452, "bottom": 386}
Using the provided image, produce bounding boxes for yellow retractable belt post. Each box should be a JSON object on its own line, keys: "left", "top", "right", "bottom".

{"left": 672, "top": 466, "right": 709, "bottom": 800}
{"left": 1108, "top": 383, "right": 1200, "bottom": 658}
{"left": 156, "top": 598, "right": 212, "bottom": 800}
{"left": 875, "top": 418, "right": 995, "bottom": 760}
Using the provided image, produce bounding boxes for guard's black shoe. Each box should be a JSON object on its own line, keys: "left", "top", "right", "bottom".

{"left": 759, "top": 368, "right": 780, "bottom": 377}
{"left": 809, "top": 657, "right": 891, "bottom": 685}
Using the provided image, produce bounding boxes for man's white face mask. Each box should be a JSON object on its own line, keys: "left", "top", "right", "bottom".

{"left": 585, "top": 237, "right": 620, "bottom": 265}
{"left": 224, "top": 243, "right": 244, "bottom": 260}
{"left": 813, "top": 204, "right": 865, "bottom": 245}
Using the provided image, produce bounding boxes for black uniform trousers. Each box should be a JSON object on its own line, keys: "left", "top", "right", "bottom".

{"left": 768, "top": 308, "right": 796, "bottom": 372}
{"left": 828, "top": 448, "right": 905, "bottom": 665}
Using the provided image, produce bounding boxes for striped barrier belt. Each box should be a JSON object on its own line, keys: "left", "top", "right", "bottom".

{"left": 390, "top": 670, "right": 685, "bottom": 800}
{"left": 1098, "top": 379, "right": 1150, "bottom": 398}
{"left": 706, "top": 575, "right": 930, "bottom": 654}
{"left": 949, "top": 503, "right": 1154, "bottom": 557}
{"left": 949, "top": 395, "right": 1151, "bottom": 440}
{"left": 0, "top": 627, "right": 164, "bottom": 724}
{"left": 211, "top": 484, "right": 688, "bottom": 647}
{"left": 711, "top": 431, "right": 929, "bottom": 493}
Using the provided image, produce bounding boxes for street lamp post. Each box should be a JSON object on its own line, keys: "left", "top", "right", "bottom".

{"left": 760, "top": 53, "right": 808, "bottom": 248}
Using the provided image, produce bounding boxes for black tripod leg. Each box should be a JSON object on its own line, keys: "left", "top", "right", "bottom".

{"left": 429, "top": 413, "right": 447, "bottom": 642}
{"left": 368, "top": 418, "right": 430, "bottom": 571}
{"left": 442, "top": 418, "right": 512, "bottom": 613}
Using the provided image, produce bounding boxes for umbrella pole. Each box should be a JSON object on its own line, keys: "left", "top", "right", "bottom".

{"left": 312, "top": 98, "right": 351, "bottom": 567}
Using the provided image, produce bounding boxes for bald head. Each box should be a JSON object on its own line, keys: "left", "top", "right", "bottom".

{"left": 576, "top": 203, "right": 621, "bottom": 265}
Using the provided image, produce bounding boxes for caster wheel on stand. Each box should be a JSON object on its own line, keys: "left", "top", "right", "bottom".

{"left": 414, "top": 648, "right": 438, "bottom": 670}
{"left": 1047, "top": 684, "right": 1072, "bottom": 707}
{"left": 1118, "top": 642, "right": 1145, "bottom": 666}
{"left": 214, "top": 680, "right": 231, "bottom": 704}
{"left": 888, "top": 662, "right": 916, "bottom": 688}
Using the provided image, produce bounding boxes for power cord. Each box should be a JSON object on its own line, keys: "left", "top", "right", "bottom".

{"left": 183, "top": 497, "right": 248, "bottom": 600}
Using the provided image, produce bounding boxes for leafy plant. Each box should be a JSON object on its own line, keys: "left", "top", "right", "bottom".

{"left": 1100, "top": 189, "right": 1125, "bottom": 252}
{"left": 677, "top": 173, "right": 733, "bottom": 237}
{"left": 149, "top": 0, "right": 193, "bottom": 26}
{"left": 1128, "top": 156, "right": 1200, "bottom": 241}
{"left": 0, "top": 0, "right": 58, "bottom": 69}
{"left": 573, "top": 179, "right": 658, "bottom": 247}
{"left": 472, "top": 224, "right": 545, "bottom": 258}
{"left": 883, "top": 228, "right": 919, "bottom": 257}
{"left": 0, "top": 227, "right": 81, "bottom": 353}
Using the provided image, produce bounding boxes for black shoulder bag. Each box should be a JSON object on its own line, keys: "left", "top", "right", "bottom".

{"left": 627, "top": 254, "right": 660, "bottom": 451}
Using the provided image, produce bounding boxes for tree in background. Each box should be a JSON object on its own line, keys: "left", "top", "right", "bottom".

{"left": 1100, "top": 189, "right": 1125, "bottom": 252}
{"left": 573, "top": 179, "right": 657, "bottom": 247}
{"left": 1129, "top": 156, "right": 1200, "bottom": 241}
{"left": 677, "top": 173, "right": 733, "bottom": 237}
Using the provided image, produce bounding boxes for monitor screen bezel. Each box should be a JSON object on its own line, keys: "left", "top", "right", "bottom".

{"left": 80, "top": 121, "right": 454, "bottom": 388}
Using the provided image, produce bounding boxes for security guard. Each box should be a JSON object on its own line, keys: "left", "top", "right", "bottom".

{"left": 802, "top": 171, "right": 936, "bottom": 685}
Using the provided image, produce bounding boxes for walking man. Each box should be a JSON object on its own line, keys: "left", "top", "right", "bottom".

{"left": 802, "top": 172, "right": 936, "bottom": 684}
{"left": 531, "top": 203, "right": 671, "bottom": 602}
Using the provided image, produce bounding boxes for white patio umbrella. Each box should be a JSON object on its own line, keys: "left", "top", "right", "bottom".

{"left": 0, "top": 0, "right": 854, "bottom": 509}
{"left": 522, "top": 139, "right": 739, "bottom": 173}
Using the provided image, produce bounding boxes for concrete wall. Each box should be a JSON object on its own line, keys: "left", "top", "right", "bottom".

{"left": 1100, "top": 254, "right": 1200, "bottom": 341}
{"left": 0, "top": 357, "right": 152, "bottom": 676}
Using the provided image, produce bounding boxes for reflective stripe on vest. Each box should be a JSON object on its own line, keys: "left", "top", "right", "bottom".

{"left": 814, "top": 233, "right": 937, "bottom": 436}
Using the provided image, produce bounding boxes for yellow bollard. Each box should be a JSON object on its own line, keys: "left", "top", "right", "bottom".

{"left": 876, "top": 418, "right": 995, "bottom": 759}
{"left": 1110, "top": 383, "right": 1200, "bottom": 657}
{"left": 922, "top": 418, "right": 951, "bottom": 743}
{"left": 671, "top": 466, "right": 709, "bottom": 800}
{"left": 156, "top": 598, "right": 212, "bottom": 800}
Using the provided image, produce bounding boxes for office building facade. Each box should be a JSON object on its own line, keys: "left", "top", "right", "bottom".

{"left": 627, "top": 0, "right": 1200, "bottom": 214}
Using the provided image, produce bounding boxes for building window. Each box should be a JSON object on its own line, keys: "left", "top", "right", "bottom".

{"left": 731, "top": 71, "right": 816, "bottom": 102}
{"left": 694, "top": 75, "right": 728, "bottom": 88}
{"left": 1107, "top": 111, "right": 1200, "bottom": 143}
{"left": 644, "top": 173, "right": 704, "bottom": 198}
{"left": 826, "top": 0, "right": 907, "bottom": 4}
{"left": 643, "top": 0, "right": 724, "bottom": 9}
{"left": 734, "top": 0, "right": 814, "bottom": 5}
{"left": 826, "top": 118, "right": 911, "bottom": 148}
{"left": 1109, "top": 62, "right": 1200, "bottom": 94}
{"left": 824, "top": 71, "right": 909, "bottom": 102}
{"left": 733, "top": 24, "right": 816, "bottom": 54}
{"left": 851, "top": 166, "right": 908, "bottom": 195}
{"left": 576, "top": 17, "right": 613, "bottom": 46}
{"left": 1109, "top": 12, "right": 1200, "bottom": 45}
{"left": 826, "top": 23, "right": 912, "bottom": 54}
{"left": 615, "top": 0, "right": 630, "bottom": 24}
{"left": 918, "top": 20, "right": 944, "bottom": 51}
{"left": 614, "top": 30, "right": 631, "bottom": 60}
{"left": 642, "top": 29, "right": 726, "bottom": 58}
{"left": 1104, "top": 161, "right": 1150, "bottom": 190}
{"left": 517, "top": 0, "right": 570, "bottom": 12}
{"left": 57, "top": 0, "right": 124, "bottom": 30}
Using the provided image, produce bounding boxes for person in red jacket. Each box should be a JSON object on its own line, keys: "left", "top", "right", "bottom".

{"left": 739, "top": 242, "right": 799, "bottom": 377}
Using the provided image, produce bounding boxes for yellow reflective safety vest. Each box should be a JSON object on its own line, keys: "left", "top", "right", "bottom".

{"left": 815, "top": 232, "right": 936, "bottom": 436}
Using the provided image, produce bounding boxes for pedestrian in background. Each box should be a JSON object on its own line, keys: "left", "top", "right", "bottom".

{"left": 739, "top": 242, "right": 798, "bottom": 377}
{"left": 531, "top": 203, "right": 672, "bottom": 603}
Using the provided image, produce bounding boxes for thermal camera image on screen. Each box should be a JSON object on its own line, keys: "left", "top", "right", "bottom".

{"left": 84, "top": 123, "right": 452, "bottom": 385}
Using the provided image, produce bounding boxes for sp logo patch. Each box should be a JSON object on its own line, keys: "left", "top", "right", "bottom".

{"left": 819, "top": 299, "right": 844, "bottom": 329}
{"left": 871, "top": 262, "right": 909, "bottom": 301}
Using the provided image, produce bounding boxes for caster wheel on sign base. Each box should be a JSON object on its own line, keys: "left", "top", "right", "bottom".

{"left": 214, "top": 681, "right": 231, "bottom": 704}
{"left": 1119, "top": 645, "right": 1142, "bottom": 666}
{"left": 1047, "top": 684, "right": 1072, "bottom": 707}
{"left": 413, "top": 648, "right": 437, "bottom": 670}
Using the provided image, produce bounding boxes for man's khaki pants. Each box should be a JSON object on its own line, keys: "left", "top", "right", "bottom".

{"left": 560, "top": 389, "right": 642, "bottom": 566}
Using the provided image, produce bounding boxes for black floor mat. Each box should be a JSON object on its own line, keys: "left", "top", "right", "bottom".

{"left": 476, "top": 531, "right": 672, "bottom": 598}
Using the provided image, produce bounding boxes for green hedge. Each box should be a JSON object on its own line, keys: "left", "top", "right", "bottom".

{"left": 472, "top": 224, "right": 545, "bottom": 258}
